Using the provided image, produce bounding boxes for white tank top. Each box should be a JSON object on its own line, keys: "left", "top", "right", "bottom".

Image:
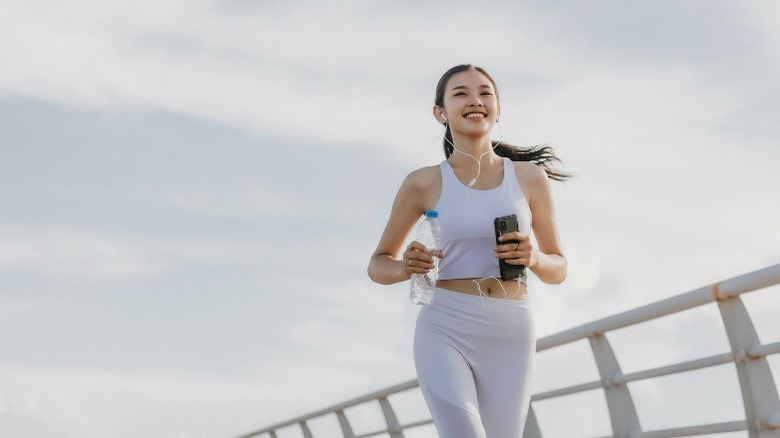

{"left": 434, "top": 157, "right": 532, "bottom": 282}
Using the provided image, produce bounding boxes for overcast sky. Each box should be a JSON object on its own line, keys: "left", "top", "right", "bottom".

{"left": 1, "top": 1, "right": 779, "bottom": 437}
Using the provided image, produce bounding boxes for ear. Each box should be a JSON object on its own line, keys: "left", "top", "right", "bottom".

{"left": 432, "top": 105, "right": 447, "bottom": 125}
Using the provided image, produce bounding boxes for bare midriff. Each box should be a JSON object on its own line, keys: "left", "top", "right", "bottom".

{"left": 436, "top": 278, "right": 528, "bottom": 301}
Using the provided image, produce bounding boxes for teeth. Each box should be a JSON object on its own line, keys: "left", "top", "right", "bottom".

{"left": 465, "top": 113, "right": 485, "bottom": 118}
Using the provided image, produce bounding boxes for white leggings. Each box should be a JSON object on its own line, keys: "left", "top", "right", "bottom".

{"left": 414, "top": 288, "right": 536, "bottom": 438}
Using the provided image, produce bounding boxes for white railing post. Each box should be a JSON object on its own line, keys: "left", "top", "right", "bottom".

{"left": 590, "top": 333, "right": 641, "bottom": 438}
{"left": 378, "top": 396, "right": 404, "bottom": 438}
{"left": 718, "top": 295, "right": 780, "bottom": 437}
{"left": 336, "top": 409, "right": 355, "bottom": 438}
{"left": 299, "top": 420, "right": 313, "bottom": 438}
{"left": 523, "top": 405, "right": 543, "bottom": 438}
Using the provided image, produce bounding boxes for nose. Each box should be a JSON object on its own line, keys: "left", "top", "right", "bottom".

{"left": 468, "top": 97, "right": 484, "bottom": 107}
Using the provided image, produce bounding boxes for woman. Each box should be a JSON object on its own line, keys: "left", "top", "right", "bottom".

{"left": 368, "top": 64, "right": 568, "bottom": 438}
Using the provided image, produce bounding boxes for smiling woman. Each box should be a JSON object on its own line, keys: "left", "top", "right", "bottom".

{"left": 368, "top": 64, "right": 571, "bottom": 437}
{"left": 436, "top": 65, "right": 570, "bottom": 183}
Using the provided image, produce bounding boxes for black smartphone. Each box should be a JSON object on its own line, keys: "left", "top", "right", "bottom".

{"left": 494, "top": 214, "right": 526, "bottom": 281}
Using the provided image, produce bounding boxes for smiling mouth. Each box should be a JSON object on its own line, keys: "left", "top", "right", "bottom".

{"left": 464, "top": 113, "right": 487, "bottom": 119}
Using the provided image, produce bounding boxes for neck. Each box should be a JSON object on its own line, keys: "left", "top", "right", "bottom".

{"left": 449, "top": 131, "right": 493, "bottom": 155}
{"left": 446, "top": 133, "right": 502, "bottom": 187}
{"left": 447, "top": 134, "right": 499, "bottom": 167}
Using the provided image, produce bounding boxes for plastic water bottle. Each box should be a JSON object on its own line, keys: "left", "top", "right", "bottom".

{"left": 409, "top": 210, "right": 441, "bottom": 305}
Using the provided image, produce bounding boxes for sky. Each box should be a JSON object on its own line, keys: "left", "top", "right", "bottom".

{"left": 1, "top": 1, "right": 779, "bottom": 437}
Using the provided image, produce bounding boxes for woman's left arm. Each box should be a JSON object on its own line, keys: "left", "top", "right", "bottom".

{"left": 519, "top": 163, "right": 567, "bottom": 284}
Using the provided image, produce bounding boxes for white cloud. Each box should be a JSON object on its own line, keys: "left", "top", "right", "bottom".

{"left": 743, "top": 1, "right": 780, "bottom": 71}
{"left": 0, "top": 227, "right": 264, "bottom": 279}
{"left": 159, "top": 183, "right": 307, "bottom": 218}
{"left": 0, "top": 363, "right": 282, "bottom": 438}
{"left": 0, "top": 1, "right": 594, "bottom": 164}
{"left": 287, "top": 278, "right": 415, "bottom": 373}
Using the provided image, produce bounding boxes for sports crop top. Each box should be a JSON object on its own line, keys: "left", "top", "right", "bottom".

{"left": 434, "top": 157, "right": 532, "bottom": 282}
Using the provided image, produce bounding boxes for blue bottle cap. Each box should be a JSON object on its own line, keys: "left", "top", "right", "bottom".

{"left": 424, "top": 210, "right": 438, "bottom": 218}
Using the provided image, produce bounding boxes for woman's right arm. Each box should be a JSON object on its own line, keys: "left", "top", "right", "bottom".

{"left": 368, "top": 167, "right": 439, "bottom": 285}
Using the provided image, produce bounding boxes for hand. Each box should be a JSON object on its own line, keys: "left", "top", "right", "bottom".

{"left": 495, "top": 232, "right": 537, "bottom": 268}
{"left": 402, "top": 240, "right": 443, "bottom": 277}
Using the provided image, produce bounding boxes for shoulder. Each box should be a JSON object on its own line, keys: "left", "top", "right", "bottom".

{"left": 394, "top": 164, "right": 442, "bottom": 213}
{"left": 512, "top": 161, "right": 547, "bottom": 187}
{"left": 402, "top": 164, "right": 441, "bottom": 189}
{"left": 512, "top": 161, "right": 549, "bottom": 205}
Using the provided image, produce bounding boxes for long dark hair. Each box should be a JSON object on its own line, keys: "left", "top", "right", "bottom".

{"left": 435, "top": 64, "right": 571, "bottom": 182}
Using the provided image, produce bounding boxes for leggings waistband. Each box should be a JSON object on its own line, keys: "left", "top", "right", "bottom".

{"left": 418, "top": 288, "right": 535, "bottom": 340}
{"left": 433, "top": 287, "right": 529, "bottom": 307}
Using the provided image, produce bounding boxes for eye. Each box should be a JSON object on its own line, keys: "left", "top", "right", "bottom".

{"left": 481, "top": 91, "right": 493, "bottom": 96}
{"left": 454, "top": 92, "right": 467, "bottom": 96}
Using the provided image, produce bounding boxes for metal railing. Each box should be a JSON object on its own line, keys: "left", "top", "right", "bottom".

{"left": 239, "top": 263, "right": 780, "bottom": 438}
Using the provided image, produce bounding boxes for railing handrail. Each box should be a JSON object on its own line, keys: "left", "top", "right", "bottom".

{"left": 239, "top": 263, "right": 780, "bottom": 438}
{"left": 537, "top": 263, "right": 780, "bottom": 350}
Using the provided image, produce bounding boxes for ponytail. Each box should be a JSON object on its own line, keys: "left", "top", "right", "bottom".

{"left": 442, "top": 125, "right": 571, "bottom": 182}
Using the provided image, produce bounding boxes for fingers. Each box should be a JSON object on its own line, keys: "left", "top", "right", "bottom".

{"left": 406, "top": 240, "right": 430, "bottom": 253}
{"left": 496, "top": 235, "right": 530, "bottom": 253}
{"left": 497, "top": 231, "right": 527, "bottom": 244}
{"left": 495, "top": 233, "right": 532, "bottom": 265}
{"left": 402, "top": 240, "right": 442, "bottom": 276}
{"left": 501, "top": 255, "right": 530, "bottom": 266}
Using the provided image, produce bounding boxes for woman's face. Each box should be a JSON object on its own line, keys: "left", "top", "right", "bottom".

{"left": 438, "top": 68, "right": 500, "bottom": 136}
